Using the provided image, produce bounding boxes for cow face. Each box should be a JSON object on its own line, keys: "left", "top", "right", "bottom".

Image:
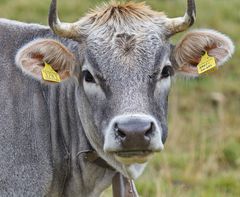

{"left": 16, "top": 1, "right": 234, "bottom": 179}
{"left": 83, "top": 31, "right": 170, "bottom": 162}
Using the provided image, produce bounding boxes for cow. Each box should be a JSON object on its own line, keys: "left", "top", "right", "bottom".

{"left": 0, "top": 0, "right": 234, "bottom": 196}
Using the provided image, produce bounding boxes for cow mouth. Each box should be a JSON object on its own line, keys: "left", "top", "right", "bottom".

{"left": 114, "top": 151, "right": 153, "bottom": 164}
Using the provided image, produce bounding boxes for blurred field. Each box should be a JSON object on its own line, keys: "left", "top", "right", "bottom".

{"left": 0, "top": 0, "right": 239, "bottom": 196}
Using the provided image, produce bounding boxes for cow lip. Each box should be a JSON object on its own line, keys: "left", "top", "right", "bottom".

{"left": 114, "top": 151, "right": 153, "bottom": 164}
{"left": 115, "top": 150, "right": 153, "bottom": 157}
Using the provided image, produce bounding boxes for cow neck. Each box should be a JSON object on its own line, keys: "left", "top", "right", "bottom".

{"left": 77, "top": 149, "right": 114, "bottom": 170}
{"left": 82, "top": 150, "right": 139, "bottom": 197}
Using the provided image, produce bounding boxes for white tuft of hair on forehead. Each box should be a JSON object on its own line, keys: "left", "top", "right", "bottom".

{"left": 78, "top": 1, "right": 168, "bottom": 38}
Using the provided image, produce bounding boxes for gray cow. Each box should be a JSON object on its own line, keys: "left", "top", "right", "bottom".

{"left": 0, "top": 0, "right": 234, "bottom": 196}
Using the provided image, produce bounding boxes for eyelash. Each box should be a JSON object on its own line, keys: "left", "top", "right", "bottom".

{"left": 82, "top": 70, "right": 96, "bottom": 83}
{"left": 149, "top": 66, "right": 174, "bottom": 80}
{"left": 161, "top": 66, "right": 174, "bottom": 79}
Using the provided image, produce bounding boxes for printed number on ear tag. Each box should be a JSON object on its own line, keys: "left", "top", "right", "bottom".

{"left": 197, "top": 51, "right": 217, "bottom": 74}
{"left": 41, "top": 62, "right": 61, "bottom": 83}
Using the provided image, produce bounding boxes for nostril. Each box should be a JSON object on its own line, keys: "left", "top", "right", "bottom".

{"left": 144, "top": 122, "right": 154, "bottom": 137}
{"left": 114, "top": 123, "right": 126, "bottom": 139}
{"left": 118, "top": 130, "right": 126, "bottom": 139}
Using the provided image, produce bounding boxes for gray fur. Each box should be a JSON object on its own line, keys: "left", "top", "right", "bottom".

{"left": 0, "top": 19, "right": 115, "bottom": 197}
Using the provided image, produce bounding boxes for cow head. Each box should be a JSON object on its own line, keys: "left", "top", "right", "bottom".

{"left": 16, "top": 0, "right": 234, "bottom": 179}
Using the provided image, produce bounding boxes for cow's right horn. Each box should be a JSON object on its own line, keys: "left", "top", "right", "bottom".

{"left": 48, "top": 0, "right": 80, "bottom": 39}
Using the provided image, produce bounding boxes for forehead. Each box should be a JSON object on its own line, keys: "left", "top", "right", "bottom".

{"left": 86, "top": 33, "right": 169, "bottom": 76}
{"left": 82, "top": 2, "right": 170, "bottom": 76}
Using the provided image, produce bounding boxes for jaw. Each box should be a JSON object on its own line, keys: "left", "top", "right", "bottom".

{"left": 112, "top": 151, "right": 156, "bottom": 179}
{"left": 123, "top": 162, "right": 148, "bottom": 179}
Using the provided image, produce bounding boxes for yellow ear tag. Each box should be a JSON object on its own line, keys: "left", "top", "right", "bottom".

{"left": 41, "top": 62, "right": 61, "bottom": 83}
{"left": 197, "top": 51, "right": 217, "bottom": 74}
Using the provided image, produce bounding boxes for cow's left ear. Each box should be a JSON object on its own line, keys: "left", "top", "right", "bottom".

{"left": 16, "top": 39, "right": 76, "bottom": 82}
{"left": 173, "top": 29, "right": 234, "bottom": 76}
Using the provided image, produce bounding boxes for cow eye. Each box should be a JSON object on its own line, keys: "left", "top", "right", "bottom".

{"left": 161, "top": 66, "right": 174, "bottom": 78}
{"left": 83, "top": 70, "right": 96, "bottom": 83}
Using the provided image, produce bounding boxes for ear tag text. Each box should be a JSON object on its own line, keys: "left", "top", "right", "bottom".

{"left": 42, "top": 62, "right": 61, "bottom": 83}
{"left": 197, "top": 51, "right": 217, "bottom": 74}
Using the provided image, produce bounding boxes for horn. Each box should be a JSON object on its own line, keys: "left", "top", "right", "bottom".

{"left": 166, "top": 0, "right": 196, "bottom": 36}
{"left": 48, "top": 0, "right": 79, "bottom": 39}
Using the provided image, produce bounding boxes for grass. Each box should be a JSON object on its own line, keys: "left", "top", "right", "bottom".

{"left": 1, "top": 0, "right": 239, "bottom": 196}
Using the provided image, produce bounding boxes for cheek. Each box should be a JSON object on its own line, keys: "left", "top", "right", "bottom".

{"left": 83, "top": 81, "right": 106, "bottom": 100}
{"left": 154, "top": 77, "right": 171, "bottom": 117}
{"left": 83, "top": 82, "right": 107, "bottom": 126}
{"left": 154, "top": 78, "right": 171, "bottom": 143}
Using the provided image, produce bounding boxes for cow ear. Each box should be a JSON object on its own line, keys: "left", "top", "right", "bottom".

{"left": 16, "top": 39, "right": 76, "bottom": 82}
{"left": 173, "top": 29, "right": 234, "bottom": 77}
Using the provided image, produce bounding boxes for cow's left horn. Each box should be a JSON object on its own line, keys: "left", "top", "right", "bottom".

{"left": 166, "top": 0, "right": 196, "bottom": 36}
{"left": 49, "top": 0, "right": 80, "bottom": 39}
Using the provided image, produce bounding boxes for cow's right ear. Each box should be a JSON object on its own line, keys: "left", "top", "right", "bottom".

{"left": 16, "top": 39, "right": 76, "bottom": 83}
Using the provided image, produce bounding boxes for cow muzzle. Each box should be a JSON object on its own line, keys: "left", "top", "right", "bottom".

{"left": 104, "top": 115, "right": 164, "bottom": 164}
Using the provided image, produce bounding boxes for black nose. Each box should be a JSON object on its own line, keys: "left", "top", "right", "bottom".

{"left": 114, "top": 118, "right": 154, "bottom": 150}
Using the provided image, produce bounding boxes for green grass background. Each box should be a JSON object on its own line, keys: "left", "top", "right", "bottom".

{"left": 0, "top": 0, "right": 239, "bottom": 196}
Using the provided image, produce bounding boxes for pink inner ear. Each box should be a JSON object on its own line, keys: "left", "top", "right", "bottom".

{"left": 208, "top": 47, "right": 229, "bottom": 64}
{"left": 182, "top": 47, "right": 220, "bottom": 74}
{"left": 21, "top": 58, "right": 44, "bottom": 80}
{"left": 59, "top": 70, "right": 71, "bottom": 80}
{"left": 21, "top": 55, "right": 72, "bottom": 81}
{"left": 190, "top": 57, "right": 201, "bottom": 67}
{"left": 190, "top": 45, "right": 218, "bottom": 67}
{"left": 191, "top": 47, "right": 227, "bottom": 67}
{"left": 31, "top": 53, "right": 44, "bottom": 60}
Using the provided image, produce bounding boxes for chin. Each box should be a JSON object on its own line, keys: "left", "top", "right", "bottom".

{"left": 115, "top": 153, "right": 154, "bottom": 179}
{"left": 123, "top": 163, "right": 148, "bottom": 179}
